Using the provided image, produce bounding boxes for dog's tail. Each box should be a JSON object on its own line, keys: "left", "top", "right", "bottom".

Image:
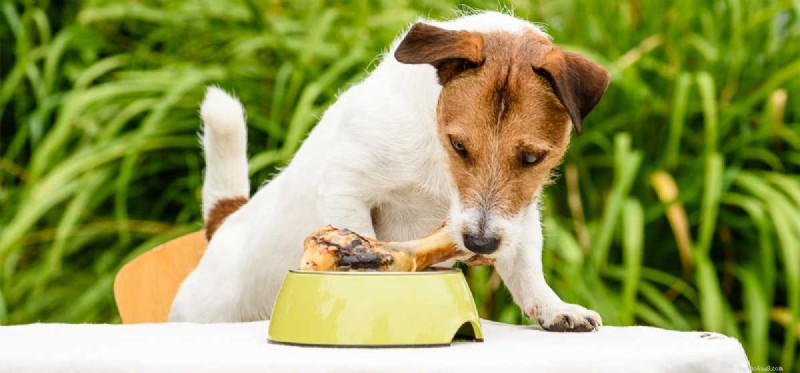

{"left": 200, "top": 87, "right": 250, "bottom": 240}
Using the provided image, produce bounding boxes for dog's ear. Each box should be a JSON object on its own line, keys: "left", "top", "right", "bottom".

{"left": 533, "top": 49, "right": 611, "bottom": 135}
{"left": 395, "top": 23, "right": 485, "bottom": 83}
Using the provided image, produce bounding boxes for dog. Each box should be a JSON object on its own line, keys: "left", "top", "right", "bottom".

{"left": 170, "top": 11, "right": 610, "bottom": 332}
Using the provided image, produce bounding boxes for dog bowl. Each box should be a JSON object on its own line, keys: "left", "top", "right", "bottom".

{"left": 268, "top": 267, "right": 483, "bottom": 347}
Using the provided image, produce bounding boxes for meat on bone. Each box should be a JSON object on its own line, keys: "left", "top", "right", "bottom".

{"left": 300, "top": 225, "right": 495, "bottom": 271}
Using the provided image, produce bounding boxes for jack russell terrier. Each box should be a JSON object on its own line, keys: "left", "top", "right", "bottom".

{"left": 170, "top": 11, "right": 611, "bottom": 332}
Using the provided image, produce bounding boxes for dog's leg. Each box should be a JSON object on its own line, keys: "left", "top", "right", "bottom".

{"left": 495, "top": 205, "right": 602, "bottom": 332}
{"left": 318, "top": 183, "right": 377, "bottom": 239}
{"left": 319, "top": 197, "right": 376, "bottom": 238}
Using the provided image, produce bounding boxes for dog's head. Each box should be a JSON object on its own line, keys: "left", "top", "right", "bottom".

{"left": 395, "top": 21, "right": 610, "bottom": 256}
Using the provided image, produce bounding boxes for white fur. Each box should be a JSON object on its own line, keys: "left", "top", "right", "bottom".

{"left": 200, "top": 87, "right": 249, "bottom": 220}
{"left": 170, "top": 11, "right": 599, "bottom": 329}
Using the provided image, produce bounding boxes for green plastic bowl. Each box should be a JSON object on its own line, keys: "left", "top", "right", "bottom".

{"left": 268, "top": 267, "right": 483, "bottom": 347}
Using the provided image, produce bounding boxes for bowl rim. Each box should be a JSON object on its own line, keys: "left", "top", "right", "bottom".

{"left": 289, "top": 266, "right": 461, "bottom": 275}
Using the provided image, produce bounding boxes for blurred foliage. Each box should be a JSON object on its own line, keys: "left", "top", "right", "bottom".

{"left": 2, "top": 0, "right": 800, "bottom": 369}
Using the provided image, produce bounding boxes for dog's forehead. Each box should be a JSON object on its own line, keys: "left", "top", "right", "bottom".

{"left": 481, "top": 30, "right": 553, "bottom": 73}
{"left": 462, "top": 33, "right": 570, "bottom": 147}
{"left": 436, "top": 29, "right": 570, "bottom": 145}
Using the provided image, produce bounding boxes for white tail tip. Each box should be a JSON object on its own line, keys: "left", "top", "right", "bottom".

{"left": 200, "top": 86, "right": 245, "bottom": 136}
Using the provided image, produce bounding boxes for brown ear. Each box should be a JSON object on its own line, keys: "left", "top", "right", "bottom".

{"left": 534, "top": 49, "right": 611, "bottom": 134}
{"left": 395, "top": 23, "right": 485, "bottom": 83}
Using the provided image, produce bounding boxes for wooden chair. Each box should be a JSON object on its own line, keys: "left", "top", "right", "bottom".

{"left": 114, "top": 232, "right": 207, "bottom": 323}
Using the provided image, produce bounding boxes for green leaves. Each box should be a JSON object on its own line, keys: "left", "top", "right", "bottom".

{"left": 591, "top": 133, "right": 643, "bottom": 269}
{"left": 621, "top": 198, "right": 643, "bottom": 325}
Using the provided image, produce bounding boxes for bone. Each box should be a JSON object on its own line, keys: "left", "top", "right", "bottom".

{"left": 300, "top": 225, "right": 495, "bottom": 271}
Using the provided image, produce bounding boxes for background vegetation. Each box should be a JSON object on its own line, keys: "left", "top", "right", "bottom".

{"left": 2, "top": 0, "right": 799, "bottom": 369}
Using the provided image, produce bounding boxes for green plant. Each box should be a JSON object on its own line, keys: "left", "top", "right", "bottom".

{"left": 1, "top": 0, "right": 798, "bottom": 370}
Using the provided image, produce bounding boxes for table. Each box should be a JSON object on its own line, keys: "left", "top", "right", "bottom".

{"left": 0, "top": 320, "right": 750, "bottom": 372}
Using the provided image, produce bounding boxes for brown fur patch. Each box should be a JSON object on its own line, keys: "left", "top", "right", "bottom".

{"left": 395, "top": 23, "right": 485, "bottom": 84}
{"left": 434, "top": 31, "right": 573, "bottom": 216}
{"left": 534, "top": 49, "right": 612, "bottom": 134}
{"left": 205, "top": 197, "right": 248, "bottom": 240}
{"left": 396, "top": 25, "right": 610, "bottom": 219}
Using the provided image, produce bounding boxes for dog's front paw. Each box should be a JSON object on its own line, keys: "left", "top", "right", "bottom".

{"left": 530, "top": 303, "right": 602, "bottom": 332}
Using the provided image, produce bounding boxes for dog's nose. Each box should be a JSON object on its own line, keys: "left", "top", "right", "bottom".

{"left": 462, "top": 233, "right": 501, "bottom": 254}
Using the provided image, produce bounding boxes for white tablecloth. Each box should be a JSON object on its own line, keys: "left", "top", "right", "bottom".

{"left": 0, "top": 320, "right": 749, "bottom": 373}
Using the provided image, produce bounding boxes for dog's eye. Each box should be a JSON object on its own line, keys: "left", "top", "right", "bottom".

{"left": 450, "top": 137, "right": 468, "bottom": 158}
{"left": 520, "top": 151, "right": 544, "bottom": 167}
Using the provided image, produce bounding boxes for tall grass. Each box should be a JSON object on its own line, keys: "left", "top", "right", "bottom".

{"left": 1, "top": 0, "right": 799, "bottom": 369}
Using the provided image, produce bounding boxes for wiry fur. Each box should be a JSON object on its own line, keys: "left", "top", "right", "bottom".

{"left": 170, "top": 11, "right": 605, "bottom": 331}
